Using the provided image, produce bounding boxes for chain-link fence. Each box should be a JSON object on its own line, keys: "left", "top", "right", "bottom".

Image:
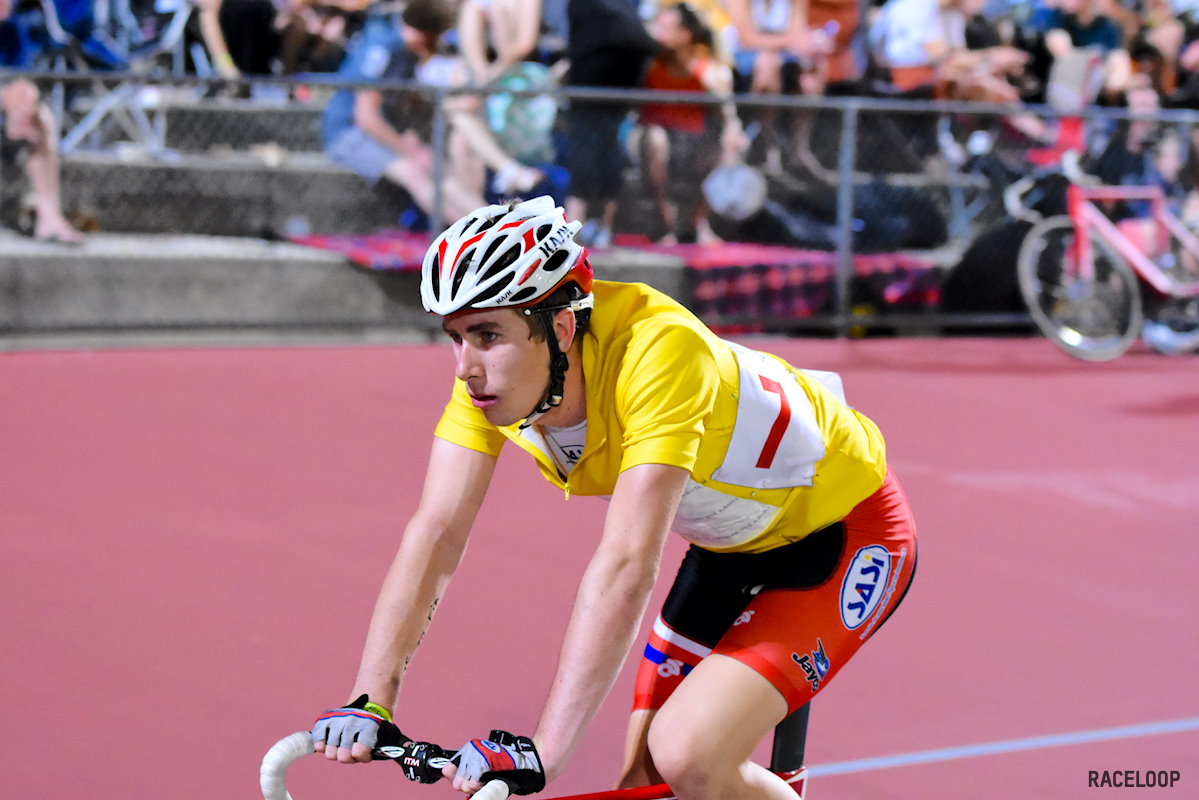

{"left": 5, "top": 68, "right": 1198, "bottom": 335}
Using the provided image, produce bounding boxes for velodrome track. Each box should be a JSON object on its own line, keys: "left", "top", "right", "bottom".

{"left": 2, "top": 336, "right": 1196, "bottom": 799}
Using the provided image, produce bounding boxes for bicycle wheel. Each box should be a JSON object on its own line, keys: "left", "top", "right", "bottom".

{"left": 1016, "top": 215, "right": 1143, "bottom": 360}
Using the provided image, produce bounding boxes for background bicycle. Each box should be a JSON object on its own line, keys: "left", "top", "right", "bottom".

{"left": 1016, "top": 178, "right": 1199, "bottom": 360}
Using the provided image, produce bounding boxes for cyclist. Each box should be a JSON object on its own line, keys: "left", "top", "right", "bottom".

{"left": 311, "top": 196, "right": 919, "bottom": 798}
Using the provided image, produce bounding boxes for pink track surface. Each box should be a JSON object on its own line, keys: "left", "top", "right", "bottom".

{"left": 2, "top": 337, "right": 1196, "bottom": 799}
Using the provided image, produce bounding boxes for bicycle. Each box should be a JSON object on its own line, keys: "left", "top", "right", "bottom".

{"left": 1015, "top": 178, "right": 1199, "bottom": 360}
{"left": 261, "top": 707, "right": 811, "bottom": 800}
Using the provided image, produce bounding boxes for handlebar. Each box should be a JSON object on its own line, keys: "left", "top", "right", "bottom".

{"left": 260, "top": 730, "right": 512, "bottom": 800}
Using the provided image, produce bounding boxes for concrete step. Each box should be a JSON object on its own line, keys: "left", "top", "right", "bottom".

{"left": 158, "top": 99, "right": 327, "bottom": 153}
{"left": 59, "top": 151, "right": 405, "bottom": 237}
{"left": 0, "top": 230, "right": 690, "bottom": 336}
{"left": 0, "top": 231, "right": 432, "bottom": 333}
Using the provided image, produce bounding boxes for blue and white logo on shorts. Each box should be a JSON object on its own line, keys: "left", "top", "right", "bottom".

{"left": 840, "top": 545, "right": 892, "bottom": 630}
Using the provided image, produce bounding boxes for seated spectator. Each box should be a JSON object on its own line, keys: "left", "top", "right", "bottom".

{"left": 725, "top": 0, "right": 829, "bottom": 93}
{"left": 275, "top": 0, "right": 373, "bottom": 75}
{"left": 868, "top": 0, "right": 1029, "bottom": 101}
{"left": 1165, "top": 5, "right": 1199, "bottom": 106}
{"left": 457, "top": 0, "right": 543, "bottom": 86}
{"left": 1089, "top": 76, "right": 1199, "bottom": 352}
{"left": 1091, "top": 77, "right": 1177, "bottom": 249}
{"left": 808, "top": 0, "right": 865, "bottom": 86}
{"left": 0, "top": 0, "right": 83, "bottom": 243}
{"left": 321, "top": 0, "right": 541, "bottom": 225}
{"left": 725, "top": 0, "right": 832, "bottom": 171}
{"left": 1024, "top": 0, "right": 1132, "bottom": 98}
{"left": 632, "top": 1, "right": 746, "bottom": 244}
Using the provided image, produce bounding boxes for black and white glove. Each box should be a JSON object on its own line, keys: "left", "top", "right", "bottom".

{"left": 452, "top": 730, "right": 546, "bottom": 795}
{"left": 312, "top": 694, "right": 452, "bottom": 781}
{"left": 312, "top": 694, "right": 392, "bottom": 753}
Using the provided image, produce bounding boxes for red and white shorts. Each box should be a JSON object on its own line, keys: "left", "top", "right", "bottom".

{"left": 634, "top": 467, "right": 918, "bottom": 713}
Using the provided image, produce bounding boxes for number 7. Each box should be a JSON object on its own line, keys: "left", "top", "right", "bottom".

{"left": 756, "top": 375, "right": 791, "bottom": 469}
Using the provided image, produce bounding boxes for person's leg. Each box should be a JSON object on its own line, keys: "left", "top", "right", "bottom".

{"left": 646, "top": 654, "right": 793, "bottom": 800}
{"left": 26, "top": 104, "right": 83, "bottom": 243}
{"left": 621, "top": 470, "right": 917, "bottom": 798}
{"left": 383, "top": 154, "right": 484, "bottom": 220}
{"left": 641, "top": 125, "right": 676, "bottom": 242}
{"left": 617, "top": 708, "right": 663, "bottom": 789}
{"left": 444, "top": 103, "right": 542, "bottom": 193}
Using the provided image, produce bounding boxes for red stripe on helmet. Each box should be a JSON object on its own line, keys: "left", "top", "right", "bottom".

{"left": 450, "top": 231, "right": 489, "bottom": 274}
{"left": 516, "top": 258, "right": 542, "bottom": 286}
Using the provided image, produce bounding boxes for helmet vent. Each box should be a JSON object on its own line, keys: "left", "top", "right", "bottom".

{"left": 428, "top": 254, "right": 441, "bottom": 297}
{"left": 481, "top": 245, "right": 522, "bottom": 283}
{"left": 536, "top": 224, "right": 552, "bottom": 241}
{"left": 451, "top": 252, "right": 473, "bottom": 296}
{"left": 542, "top": 249, "right": 569, "bottom": 274}
{"left": 509, "top": 287, "right": 538, "bottom": 304}
{"left": 480, "top": 237, "right": 506, "bottom": 268}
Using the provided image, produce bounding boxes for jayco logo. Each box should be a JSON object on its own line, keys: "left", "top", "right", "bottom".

{"left": 734, "top": 610, "right": 755, "bottom": 626}
{"left": 791, "top": 638, "right": 830, "bottom": 692}
{"left": 839, "top": 545, "right": 892, "bottom": 630}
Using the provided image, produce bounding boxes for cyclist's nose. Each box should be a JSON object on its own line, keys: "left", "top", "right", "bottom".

{"left": 454, "top": 342, "right": 482, "bottom": 383}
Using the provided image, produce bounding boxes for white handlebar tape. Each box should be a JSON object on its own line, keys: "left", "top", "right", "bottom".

{"left": 260, "top": 731, "right": 315, "bottom": 800}
{"left": 474, "top": 779, "right": 513, "bottom": 800}
{"left": 259, "top": 730, "right": 511, "bottom": 800}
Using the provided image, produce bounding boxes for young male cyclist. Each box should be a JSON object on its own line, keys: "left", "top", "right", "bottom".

{"left": 311, "top": 196, "right": 918, "bottom": 799}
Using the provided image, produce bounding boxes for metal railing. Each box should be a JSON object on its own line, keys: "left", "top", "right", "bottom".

{"left": 5, "top": 67, "right": 1198, "bottom": 335}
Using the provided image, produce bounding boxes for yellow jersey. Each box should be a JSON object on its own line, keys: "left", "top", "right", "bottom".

{"left": 434, "top": 281, "right": 887, "bottom": 553}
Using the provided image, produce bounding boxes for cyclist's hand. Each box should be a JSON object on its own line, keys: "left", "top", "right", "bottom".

{"left": 311, "top": 694, "right": 389, "bottom": 763}
{"left": 447, "top": 730, "right": 546, "bottom": 795}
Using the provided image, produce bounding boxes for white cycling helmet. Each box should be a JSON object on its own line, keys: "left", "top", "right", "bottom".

{"left": 420, "top": 196, "right": 593, "bottom": 316}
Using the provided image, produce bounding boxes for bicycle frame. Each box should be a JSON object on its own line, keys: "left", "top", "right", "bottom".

{"left": 1065, "top": 184, "right": 1199, "bottom": 299}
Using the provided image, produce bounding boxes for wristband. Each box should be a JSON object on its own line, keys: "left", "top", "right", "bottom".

{"left": 217, "top": 53, "right": 235, "bottom": 70}
{"left": 363, "top": 701, "right": 392, "bottom": 721}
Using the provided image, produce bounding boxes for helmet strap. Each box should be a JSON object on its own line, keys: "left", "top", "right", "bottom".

{"left": 519, "top": 308, "right": 571, "bottom": 429}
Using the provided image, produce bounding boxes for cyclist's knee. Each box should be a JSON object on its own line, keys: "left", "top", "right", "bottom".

{"left": 645, "top": 714, "right": 724, "bottom": 798}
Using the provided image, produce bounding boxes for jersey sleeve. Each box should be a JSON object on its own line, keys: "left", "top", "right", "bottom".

{"left": 614, "top": 323, "right": 720, "bottom": 473}
{"left": 433, "top": 378, "right": 508, "bottom": 456}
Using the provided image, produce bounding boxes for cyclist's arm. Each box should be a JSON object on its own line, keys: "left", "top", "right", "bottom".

{"left": 532, "top": 462, "right": 689, "bottom": 781}
{"left": 349, "top": 436, "right": 499, "bottom": 713}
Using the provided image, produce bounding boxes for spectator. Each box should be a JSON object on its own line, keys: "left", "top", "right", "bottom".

{"left": 0, "top": 1, "right": 84, "bottom": 243}
{"left": 1166, "top": 5, "right": 1199, "bottom": 106}
{"left": 724, "top": 0, "right": 834, "bottom": 171}
{"left": 1025, "top": 0, "right": 1132, "bottom": 98}
{"left": 321, "top": 0, "right": 541, "bottom": 224}
{"left": 633, "top": 1, "right": 745, "bottom": 244}
{"left": 1091, "top": 77, "right": 1175, "bottom": 242}
{"left": 868, "top": 0, "right": 1029, "bottom": 101}
{"left": 808, "top": 0, "right": 866, "bottom": 86}
{"left": 196, "top": 0, "right": 280, "bottom": 80}
{"left": 276, "top": 0, "right": 373, "bottom": 75}
{"left": 725, "top": 0, "right": 829, "bottom": 94}
{"left": 457, "top": 0, "right": 544, "bottom": 86}
{"left": 561, "top": 0, "right": 658, "bottom": 248}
